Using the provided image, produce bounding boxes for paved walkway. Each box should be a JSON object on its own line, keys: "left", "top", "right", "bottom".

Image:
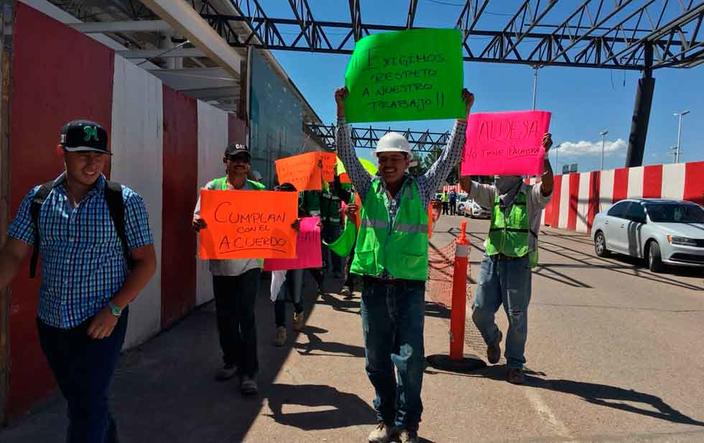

{"left": 2, "top": 216, "right": 704, "bottom": 442}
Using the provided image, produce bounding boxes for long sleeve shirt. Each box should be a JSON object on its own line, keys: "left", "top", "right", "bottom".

{"left": 335, "top": 119, "right": 467, "bottom": 211}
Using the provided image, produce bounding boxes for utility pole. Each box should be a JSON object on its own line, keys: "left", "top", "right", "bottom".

{"left": 673, "top": 110, "right": 690, "bottom": 163}
{"left": 531, "top": 66, "right": 539, "bottom": 110}
{"left": 599, "top": 130, "right": 608, "bottom": 171}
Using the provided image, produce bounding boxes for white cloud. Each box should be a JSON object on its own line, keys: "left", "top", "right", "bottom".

{"left": 556, "top": 138, "right": 627, "bottom": 157}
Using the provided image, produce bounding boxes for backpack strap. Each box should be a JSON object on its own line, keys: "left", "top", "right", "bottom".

{"left": 29, "top": 181, "right": 56, "bottom": 278}
{"left": 104, "top": 181, "right": 133, "bottom": 270}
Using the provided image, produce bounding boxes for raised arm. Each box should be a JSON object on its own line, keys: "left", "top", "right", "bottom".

{"left": 540, "top": 133, "right": 554, "bottom": 197}
{"left": 334, "top": 87, "right": 372, "bottom": 201}
{"left": 459, "top": 176, "right": 497, "bottom": 209}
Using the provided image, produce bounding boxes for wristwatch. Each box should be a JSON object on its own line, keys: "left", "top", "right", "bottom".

{"left": 108, "top": 302, "right": 123, "bottom": 318}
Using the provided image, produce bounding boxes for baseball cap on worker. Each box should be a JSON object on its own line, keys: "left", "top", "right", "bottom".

{"left": 224, "top": 143, "right": 251, "bottom": 161}
{"left": 60, "top": 120, "right": 111, "bottom": 155}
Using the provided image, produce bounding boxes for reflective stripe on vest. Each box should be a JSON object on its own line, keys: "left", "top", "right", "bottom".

{"left": 396, "top": 223, "right": 428, "bottom": 234}
{"left": 361, "top": 219, "right": 388, "bottom": 229}
{"left": 351, "top": 177, "right": 428, "bottom": 281}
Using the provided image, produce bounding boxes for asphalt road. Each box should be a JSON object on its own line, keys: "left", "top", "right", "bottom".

{"left": 2, "top": 215, "right": 703, "bottom": 442}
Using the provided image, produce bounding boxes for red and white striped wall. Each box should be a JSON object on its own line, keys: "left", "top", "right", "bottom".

{"left": 540, "top": 162, "right": 704, "bottom": 233}
{"left": 5, "top": 3, "right": 245, "bottom": 417}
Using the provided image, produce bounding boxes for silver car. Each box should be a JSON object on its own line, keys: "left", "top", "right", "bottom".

{"left": 591, "top": 199, "right": 704, "bottom": 272}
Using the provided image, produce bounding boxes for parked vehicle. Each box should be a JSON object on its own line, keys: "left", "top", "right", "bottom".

{"left": 456, "top": 195, "right": 469, "bottom": 216}
{"left": 467, "top": 199, "right": 491, "bottom": 219}
{"left": 591, "top": 199, "right": 704, "bottom": 272}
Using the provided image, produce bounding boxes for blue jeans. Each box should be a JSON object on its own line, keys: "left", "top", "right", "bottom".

{"left": 472, "top": 255, "right": 532, "bottom": 368}
{"left": 361, "top": 278, "right": 425, "bottom": 430}
{"left": 37, "top": 308, "right": 129, "bottom": 443}
{"left": 274, "top": 269, "right": 304, "bottom": 327}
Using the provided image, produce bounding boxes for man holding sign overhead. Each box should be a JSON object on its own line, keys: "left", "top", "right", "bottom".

{"left": 335, "top": 86, "right": 473, "bottom": 443}
{"left": 459, "top": 133, "right": 554, "bottom": 385}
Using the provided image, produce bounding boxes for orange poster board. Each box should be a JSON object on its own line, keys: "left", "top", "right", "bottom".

{"left": 275, "top": 152, "right": 322, "bottom": 191}
{"left": 321, "top": 152, "right": 337, "bottom": 182}
{"left": 198, "top": 190, "right": 298, "bottom": 259}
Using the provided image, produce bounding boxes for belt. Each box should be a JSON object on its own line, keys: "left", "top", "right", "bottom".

{"left": 490, "top": 253, "right": 527, "bottom": 261}
{"left": 362, "top": 276, "right": 424, "bottom": 287}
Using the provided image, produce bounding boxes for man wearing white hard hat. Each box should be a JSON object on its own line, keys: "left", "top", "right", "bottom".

{"left": 335, "top": 87, "right": 474, "bottom": 443}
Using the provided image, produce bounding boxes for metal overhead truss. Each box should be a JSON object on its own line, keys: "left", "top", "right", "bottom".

{"left": 196, "top": 0, "right": 704, "bottom": 70}
{"left": 307, "top": 124, "right": 450, "bottom": 155}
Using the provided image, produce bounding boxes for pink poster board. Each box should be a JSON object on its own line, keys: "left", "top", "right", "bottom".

{"left": 461, "top": 110, "right": 551, "bottom": 176}
{"left": 263, "top": 217, "right": 322, "bottom": 271}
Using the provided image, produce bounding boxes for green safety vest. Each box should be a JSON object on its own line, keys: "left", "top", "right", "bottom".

{"left": 212, "top": 177, "right": 266, "bottom": 191}
{"left": 351, "top": 178, "right": 428, "bottom": 281}
{"left": 485, "top": 191, "right": 538, "bottom": 266}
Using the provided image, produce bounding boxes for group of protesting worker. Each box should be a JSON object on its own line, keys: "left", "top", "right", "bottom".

{"left": 0, "top": 91, "right": 553, "bottom": 443}
{"left": 0, "top": 30, "right": 556, "bottom": 443}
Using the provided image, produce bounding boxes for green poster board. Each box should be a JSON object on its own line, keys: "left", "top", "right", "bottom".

{"left": 344, "top": 28, "right": 465, "bottom": 123}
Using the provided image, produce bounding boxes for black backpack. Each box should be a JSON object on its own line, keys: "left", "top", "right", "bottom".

{"left": 29, "top": 180, "right": 131, "bottom": 278}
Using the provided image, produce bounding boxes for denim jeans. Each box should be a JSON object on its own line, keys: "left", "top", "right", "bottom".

{"left": 322, "top": 223, "right": 343, "bottom": 274}
{"left": 472, "top": 255, "right": 532, "bottom": 368}
{"left": 274, "top": 269, "right": 304, "bottom": 327}
{"left": 212, "top": 269, "right": 261, "bottom": 376}
{"left": 37, "top": 308, "right": 129, "bottom": 443}
{"left": 361, "top": 278, "right": 425, "bottom": 430}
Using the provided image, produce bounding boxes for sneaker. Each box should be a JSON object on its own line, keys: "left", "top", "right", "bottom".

{"left": 340, "top": 286, "right": 352, "bottom": 298}
{"left": 214, "top": 363, "right": 237, "bottom": 382}
{"left": 240, "top": 376, "right": 258, "bottom": 395}
{"left": 507, "top": 367, "right": 526, "bottom": 385}
{"left": 487, "top": 330, "right": 503, "bottom": 365}
{"left": 293, "top": 312, "right": 305, "bottom": 332}
{"left": 398, "top": 429, "right": 419, "bottom": 443}
{"left": 367, "top": 422, "right": 396, "bottom": 443}
{"left": 274, "top": 326, "right": 287, "bottom": 347}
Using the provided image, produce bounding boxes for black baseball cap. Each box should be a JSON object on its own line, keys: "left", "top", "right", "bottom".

{"left": 224, "top": 143, "right": 251, "bottom": 160}
{"left": 60, "top": 120, "right": 111, "bottom": 155}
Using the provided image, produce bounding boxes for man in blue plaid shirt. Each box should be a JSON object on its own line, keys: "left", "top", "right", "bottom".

{"left": 0, "top": 120, "right": 156, "bottom": 443}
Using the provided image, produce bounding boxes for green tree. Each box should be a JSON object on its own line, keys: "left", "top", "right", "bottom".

{"left": 411, "top": 146, "right": 458, "bottom": 184}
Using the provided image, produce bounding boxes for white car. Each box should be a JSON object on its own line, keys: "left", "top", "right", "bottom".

{"left": 591, "top": 199, "right": 704, "bottom": 272}
{"left": 467, "top": 200, "right": 491, "bottom": 219}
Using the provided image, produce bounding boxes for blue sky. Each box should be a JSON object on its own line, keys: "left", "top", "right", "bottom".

{"left": 265, "top": 0, "right": 704, "bottom": 173}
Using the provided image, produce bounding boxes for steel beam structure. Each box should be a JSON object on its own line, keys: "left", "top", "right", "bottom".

{"left": 140, "top": 0, "right": 244, "bottom": 78}
{"left": 307, "top": 124, "right": 450, "bottom": 154}
{"left": 200, "top": 0, "right": 704, "bottom": 70}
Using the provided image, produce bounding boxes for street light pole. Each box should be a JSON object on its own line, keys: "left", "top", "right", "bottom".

{"left": 532, "top": 66, "right": 538, "bottom": 110}
{"left": 599, "top": 130, "right": 608, "bottom": 171}
{"left": 673, "top": 110, "right": 690, "bottom": 163}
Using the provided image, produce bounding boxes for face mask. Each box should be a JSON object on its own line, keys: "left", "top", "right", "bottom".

{"left": 495, "top": 176, "right": 522, "bottom": 194}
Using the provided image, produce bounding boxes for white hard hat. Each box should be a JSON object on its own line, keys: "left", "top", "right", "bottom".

{"left": 376, "top": 132, "right": 412, "bottom": 157}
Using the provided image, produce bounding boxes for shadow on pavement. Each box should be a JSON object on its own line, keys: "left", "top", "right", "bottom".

{"left": 266, "top": 384, "right": 376, "bottom": 430}
{"left": 474, "top": 365, "right": 704, "bottom": 427}
{"left": 294, "top": 325, "right": 365, "bottom": 358}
